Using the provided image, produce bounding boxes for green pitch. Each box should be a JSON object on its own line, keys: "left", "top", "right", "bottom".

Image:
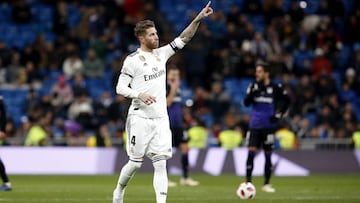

{"left": 1, "top": 173, "right": 359, "bottom": 203}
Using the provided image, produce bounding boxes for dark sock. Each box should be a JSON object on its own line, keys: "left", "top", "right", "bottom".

{"left": 246, "top": 151, "right": 255, "bottom": 182}
{"left": 264, "top": 152, "right": 272, "bottom": 185}
{"left": 0, "top": 159, "right": 9, "bottom": 183}
{"left": 181, "top": 153, "right": 189, "bottom": 179}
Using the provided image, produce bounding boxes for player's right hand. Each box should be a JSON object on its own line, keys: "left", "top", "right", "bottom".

{"left": 247, "top": 83, "right": 259, "bottom": 95}
{"left": 169, "top": 78, "right": 180, "bottom": 90}
{"left": 138, "top": 92, "right": 156, "bottom": 105}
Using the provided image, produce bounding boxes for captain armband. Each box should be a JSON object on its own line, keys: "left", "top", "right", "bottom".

{"left": 170, "top": 37, "right": 186, "bottom": 51}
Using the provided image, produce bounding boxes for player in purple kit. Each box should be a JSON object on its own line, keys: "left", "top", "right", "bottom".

{"left": 243, "top": 61, "right": 290, "bottom": 193}
{"left": 166, "top": 65, "right": 199, "bottom": 186}
{"left": 0, "top": 96, "right": 12, "bottom": 191}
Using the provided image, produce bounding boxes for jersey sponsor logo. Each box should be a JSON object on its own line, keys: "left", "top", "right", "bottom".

{"left": 144, "top": 69, "right": 165, "bottom": 81}
{"left": 254, "top": 96, "right": 273, "bottom": 103}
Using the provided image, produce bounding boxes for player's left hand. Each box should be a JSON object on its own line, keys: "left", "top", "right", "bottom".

{"left": 199, "top": 1, "right": 213, "bottom": 19}
{"left": 139, "top": 92, "right": 156, "bottom": 105}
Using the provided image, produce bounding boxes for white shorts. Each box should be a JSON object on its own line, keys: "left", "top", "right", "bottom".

{"left": 125, "top": 115, "right": 172, "bottom": 161}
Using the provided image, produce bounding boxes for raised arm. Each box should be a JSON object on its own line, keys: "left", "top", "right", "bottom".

{"left": 179, "top": 1, "right": 213, "bottom": 44}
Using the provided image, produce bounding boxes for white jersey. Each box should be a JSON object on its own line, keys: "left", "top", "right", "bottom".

{"left": 116, "top": 44, "right": 176, "bottom": 118}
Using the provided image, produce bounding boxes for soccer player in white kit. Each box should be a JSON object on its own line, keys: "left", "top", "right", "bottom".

{"left": 112, "top": 2, "right": 213, "bottom": 203}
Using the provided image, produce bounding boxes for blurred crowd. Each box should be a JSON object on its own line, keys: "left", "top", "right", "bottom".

{"left": 0, "top": 0, "right": 360, "bottom": 149}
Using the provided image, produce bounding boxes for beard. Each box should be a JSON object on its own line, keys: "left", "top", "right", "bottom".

{"left": 145, "top": 40, "right": 159, "bottom": 50}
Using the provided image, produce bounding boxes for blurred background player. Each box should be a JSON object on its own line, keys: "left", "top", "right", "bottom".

{"left": 0, "top": 96, "right": 12, "bottom": 191}
{"left": 243, "top": 61, "right": 290, "bottom": 193}
{"left": 166, "top": 65, "right": 199, "bottom": 186}
{"left": 113, "top": 2, "right": 213, "bottom": 203}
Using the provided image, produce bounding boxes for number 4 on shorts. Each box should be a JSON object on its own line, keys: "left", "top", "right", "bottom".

{"left": 130, "top": 136, "right": 136, "bottom": 145}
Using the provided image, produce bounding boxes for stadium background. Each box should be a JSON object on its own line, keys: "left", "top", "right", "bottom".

{"left": 0, "top": 0, "right": 360, "bottom": 151}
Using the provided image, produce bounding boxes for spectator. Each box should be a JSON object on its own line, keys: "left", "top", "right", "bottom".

{"left": 72, "top": 74, "right": 89, "bottom": 98}
{"left": 316, "top": 0, "right": 330, "bottom": 16}
{"left": 338, "top": 82, "right": 357, "bottom": 104}
{"left": 219, "top": 113, "right": 242, "bottom": 150}
{"left": 83, "top": 48, "right": 104, "bottom": 78}
{"left": 263, "top": 0, "right": 285, "bottom": 24}
{"left": 336, "top": 102, "right": 357, "bottom": 138}
{"left": 50, "top": 75, "right": 74, "bottom": 109}
{"left": 316, "top": 105, "right": 336, "bottom": 130}
{"left": 7, "top": 54, "right": 23, "bottom": 84}
{"left": 93, "top": 91, "right": 113, "bottom": 125}
{"left": 275, "top": 122, "right": 297, "bottom": 150}
{"left": 296, "top": 118, "right": 312, "bottom": 139}
{"left": 53, "top": 1, "right": 69, "bottom": 36}
{"left": 11, "top": 0, "right": 32, "bottom": 24}
{"left": 183, "top": 22, "right": 212, "bottom": 86}
{"left": 317, "top": 122, "right": 335, "bottom": 139}
{"left": 342, "top": 68, "right": 360, "bottom": 96}
{"left": 188, "top": 118, "right": 208, "bottom": 149}
{"left": 294, "top": 75, "right": 317, "bottom": 114}
{"left": 21, "top": 44, "right": 41, "bottom": 68}
{"left": 107, "top": 95, "right": 128, "bottom": 123}
{"left": 86, "top": 124, "right": 112, "bottom": 147}
{"left": 242, "top": 0, "right": 262, "bottom": 15}
{"left": 208, "top": 81, "right": 231, "bottom": 121}
{"left": 311, "top": 48, "right": 332, "bottom": 79}
{"left": 191, "top": 86, "right": 210, "bottom": 117}
{"left": 344, "top": 15, "right": 360, "bottom": 44}
{"left": 226, "top": 4, "right": 240, "bottom": 25}
{"left": 287, "top": 1, "right": 305, "bottom": 24}
{"left": 250, "top": 32, "right": 271, "bottom": 61}
{"left": 327, "top": 0, "right": 345, "bottom": 18}
{"left": 88, "top": 5, "right": 107, "bottom": 37}
{"left": 237, "top": 44, "right": 256, "bottom": 77}
{"left": 24, "top": 117, "right": 47, "bottom": 146}
{"left": 62, "top": 52, "right": 84, "bottom": 79}
{"left": 24, "top": 61, "right": 41, "bottom": 84}
{"left": 351, "top": 126, "right": 360, "bottom": 149}
{"left": 104, "top": 18, "right": 122, "bottom": 51}
{"left": 325, "top": 94, "right": 341, "bottom": 119}
{"left": 67, "top": 93, "right": 94, "bottom": 129}
{"left": 0, "top": 41, "right": 11, "bottom": 66}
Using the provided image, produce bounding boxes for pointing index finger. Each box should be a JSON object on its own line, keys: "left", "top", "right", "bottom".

{"left": 205, "top": 1, "right": 211, "bottom": 8}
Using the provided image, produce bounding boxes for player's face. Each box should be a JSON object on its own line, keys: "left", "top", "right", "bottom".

{"left": 167, "top": 69, "right": 180, "bottom": 82}
{"left": 141, "top": 27, "right": 159, "bottom": 50}
{"left": 255, "top": 66, "right": 265, "bottom": 82}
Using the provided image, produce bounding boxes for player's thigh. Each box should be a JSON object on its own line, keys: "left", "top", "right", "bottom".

{"left": 245, "top": 130, "right": 261, "bottom": 148}
{"left": 171, "top": 127, "right": 187, "bottom": 148}
{"left": 262, "top": 129, "right": 275, "bottom": 151}
{"left": 147, "top": 117, "right": 172, "bottom": 159}
{"left": 125, "top": 115, "right": 152, "bottom": 160}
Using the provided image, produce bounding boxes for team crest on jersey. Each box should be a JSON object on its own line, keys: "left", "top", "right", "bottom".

{"left": 267, "top": 87, "right": 273, "bottom": 94}
{"left": 139, "top": 55, "right": 145, "bottom": 61}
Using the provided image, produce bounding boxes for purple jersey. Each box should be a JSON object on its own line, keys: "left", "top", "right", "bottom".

{"left": 244, "top": 82, "right": 290, "bottom": 129}
{"left": 166, "top": 84, "right": 183, "bottom": 128}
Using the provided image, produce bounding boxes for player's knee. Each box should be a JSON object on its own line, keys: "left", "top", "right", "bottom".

{"left": 129, "top": 159, "right": 143, "bottom": 170}
{"left": 153, "top": 159, "right": 166, "bottom": 172}
{"left": 151, "top": 155, "right": 167, "bottom": 169}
